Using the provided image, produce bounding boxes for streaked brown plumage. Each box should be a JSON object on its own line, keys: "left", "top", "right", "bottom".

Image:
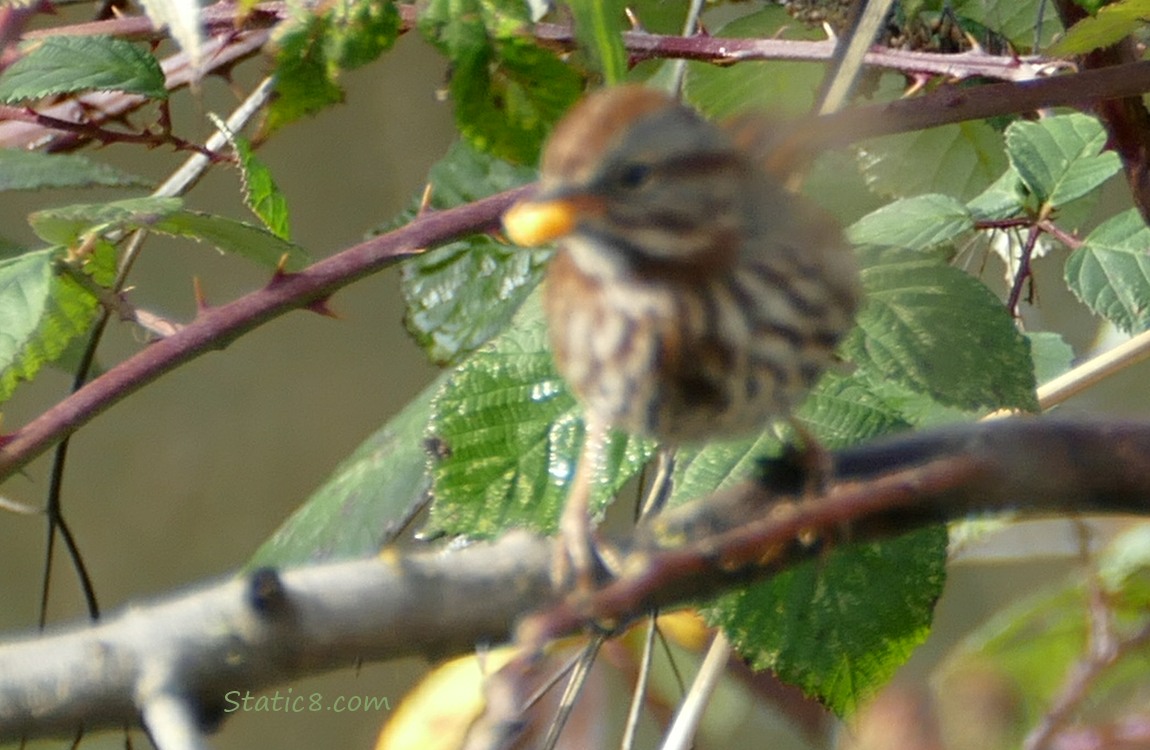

{"left": 502, "top": 85, "right": 860, "bottom": 585}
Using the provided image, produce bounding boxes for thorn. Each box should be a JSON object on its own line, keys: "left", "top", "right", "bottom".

{"left": 417, "top": 182, "right": 434, "bottom": 216}
{"left": 696, "top": 19, "right": 710, "bottom": 36}
{"left": 624, "top": 7, "right": 645, "bottom": 32}
{"left": 270, "top": 252, "right": 294, "bottom": 283}
{"left": 963, "top": 31, "right": 985, "bottom": 55}
{"left": 305, "top": 296, "right": 339, "bottom": 319}
{"left": 193, "top": 276, "right": 210, "bottom": 313}
{"left": 903, "top": 73, "right": 930, "bottom": 97}
{"left": 821, "top": 21, "right": 838, "bottom": 43}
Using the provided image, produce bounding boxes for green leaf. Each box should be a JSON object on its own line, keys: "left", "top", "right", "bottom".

{"left": 399, "top": 140, "right": 543, "bottom": 365}
{"left": 0, "top": 150, "right": 150, "bottom": 191}
{"left": 426, "top": 296, "right": 656, "bottom": 538}
{"left": 419, "top": 0, "right": 581, "bottom": 164}
{"left": 29, "top": 196, "right": 184, "bottom": 246}
{"left": 0, "top": 243, "right": 114, "bottom": 404}
{"left": 1027, "top": 331, "right": 1074, "bottom": 387}
{"left": 685, "top": 7, "right": 825, "bottom": 119}
{"left": 250, "top": 371, "right": 452, "bottom": 566}
{"left": 952, "top": 0, "right": 1061, "bottom": 50}
{"left": 847, "top": 194, "right": 974, "bottom": 250}
{"left": 966, "top": 167, "right": 1028, "bottom": 221}
{"left": 1048, "top": 0, "right": 1150, "bottom": 56}
{"left": 709, "top": 526, "right": 948, "bottom": 715}
{"left": 29, "top": 198, "right": 309, "bottom": 271}
{"left": 212, "top": 119, "right": 293, "bottom": 241}
{"left": 324, "top": 0, "right": 400, "bottom": 69}
{"left": 1065, "top": 208, "right": 1150, "bottom": 333}
{"left": 268, "top": 14, "right": 345, "bottom": 131}
{"left": 567, "top": 0, "right": 627, "bottom": 85}
{"left": 1005, "top": 113, "right": 1121, "bottom": 208}
{"left": 858, "top": 119, "right": 1009, "bottom": 202}
{"left": 0, "top": 35, "right": 166, "bottom": 102}
{"left": 150, "top": 212, "right": 310, "bottom": 271}
{"left": 846, "top": 246, "right": 1038, "bottom": 411}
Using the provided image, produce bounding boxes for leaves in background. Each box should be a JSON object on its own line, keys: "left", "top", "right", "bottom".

{"left": 1048, "top": 0, "right": 1150, "bottom": 56}
{"left": 0, "top": 242, "right": 115, "bottom": 405}
{"left": 420, "top": 0, "right": 582, "bottom": 164}
{"left": 857, "top": 120, "right": 1009, "bottom": 202}
{"left": 267, "top": 1, "right": 400, "bottom": 131}
{"left": 0, "top": 151, "right": 150, "bottom": 192}
{"left": 847, "top": 194, "right": 974, "bottom": 250}
{"left": 952, "top": 0, "right": 1061, "bottom": 51}
{"left": 685, "top": 7, "right": 825, "bottom": 119}
{"left": 0, "top": 35, "right": 167, "bottom": 102}
{"left": 399, "top": 140, "right": 543, "bottom": 365}
{"left": 1065, "top": 209, "right": 1150, "bottom": 333}
{"left": 846, "top": 245, "right": 1038, "bottom": 412}
{"left": 567, "top": 0, "right": 627, "bottom": 85}
{"left": 425, "top": 296, "right": 656, "bottom": 538}
{"left": 250, "top": 371, "right": 453, "bottom": 567}
{"left": 1004, "top": 113, "right": 1121, "bottom": 209}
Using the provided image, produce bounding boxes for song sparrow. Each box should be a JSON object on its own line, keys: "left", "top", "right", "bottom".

{"left": 502, "top": 86, "right": 860, "bottom": 585}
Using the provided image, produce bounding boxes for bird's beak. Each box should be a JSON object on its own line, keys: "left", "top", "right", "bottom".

{"left": 502, "top": 190, "right": 604, "bottom": 247}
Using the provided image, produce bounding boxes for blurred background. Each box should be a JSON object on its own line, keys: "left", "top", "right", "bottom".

{"left": 2, "top": 15, "right": 1150, "bottom": 750}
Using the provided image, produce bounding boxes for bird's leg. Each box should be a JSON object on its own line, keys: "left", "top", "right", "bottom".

{"left": 556, "top": 416, "right": 610, "bottom": 592}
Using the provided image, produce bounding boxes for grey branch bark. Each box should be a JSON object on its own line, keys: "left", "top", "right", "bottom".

{"left": 2, "top": 418, "right": 1150, "bottom": 746}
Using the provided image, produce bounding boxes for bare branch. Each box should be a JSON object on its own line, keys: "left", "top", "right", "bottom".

{"left": 2, "top": 419, "right": 1149, "bottom": 745}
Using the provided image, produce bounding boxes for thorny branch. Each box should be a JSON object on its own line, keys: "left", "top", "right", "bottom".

{"left": 0, "top": 419, "right": 1149, "bottom": 746}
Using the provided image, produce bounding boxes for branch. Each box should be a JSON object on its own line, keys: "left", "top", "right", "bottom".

{"left": 1, "top": 418, "right": 1148, "bottom": 744}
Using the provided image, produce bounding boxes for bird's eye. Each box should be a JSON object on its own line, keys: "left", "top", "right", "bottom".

{"left": 617, "top": 162, "right": 652, "bottom": 190}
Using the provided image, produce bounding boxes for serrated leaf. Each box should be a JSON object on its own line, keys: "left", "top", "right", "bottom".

{"left": 150, "top": 212, "right": 310, "bottom": 271}
{"left": 857, "top": 119, "right": 1008, "bottom": 201}
{"left": 209, "top": 115, "right": 292, "bottom": 240}
{"left": 1005, "top": 113, "right": 1122, "bottom": 208}
{"left": 426, "top": 296, "right": 656, "bottom": 538}
{"left": 250, "top": 371, "right": 452, "bottom": 567}
{"left": 0, "top": 150, "right": 150, "bottom": 191}
{"left": 847, "top": 194, "right": 974, "bottom": 250}
{"left": 685, "top": 7, "right": 825, "bottom": 119}
{"left": 0, "top": 35, "right": 167, "bottom": 102}
{"left": 709, "top": 525, "right": 947, "bottom": 715}
{"left": 1048, "top": 0, "right": 1150, "bottom": 56}
{"left": 399, "top": 140, "right": 542, "bottom": 365}
{"left": 568, "top": 0, "right": 627, "bottom": 84}
{"left": 846, "top": 246, "right": 1038, "bottom": 411}
{"left": 29, "top": 197, "right": 184, "bottom": 246}
{"left": 1065, "top": 208, "right": 1150, "bottom": 332}
{"left": 0, "top": 243, "right": 114, "bottom": 404}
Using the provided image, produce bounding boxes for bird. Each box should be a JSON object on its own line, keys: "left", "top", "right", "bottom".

{"left": 501, "top": 85, "right": 861, "bottom": 588}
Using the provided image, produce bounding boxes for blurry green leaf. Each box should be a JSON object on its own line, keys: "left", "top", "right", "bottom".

{"left": 1005, "top": 114, "right": 1121, "bottom": 208}
{"left": 250, "top": 371, "right": 452, "bottom": 566}
{"left": 847, "top": 194, "right": 974, "bottom": 250}
{"left": 0, "top": 35, "right": 166, "bottom": 102}
{"left": 1065, "top": 209, "right": 1150, "bottom": 333}
{"left": 325, "top": 0, "right": 400, "bottom": 69}
{"left": 426, "top": 295, "right": 656, "bottom": 537}
{"left": 1027, "top": 331, "right": 1074, "bottom": 387}
{"left": 938, "top": 524, "right": 1150, "bottom": 742}
{"left": 685, "top": 7, "right": 825, "bottom": 119}
{"left": 567, "top": 0, "right": 627, "bottom": 84}
{"left": 966, "top": 167, "right": 1028, "bottom": 221}
{"left": 846, "top": 246, "right": 1038, "bottom": 411}
{"left": 710, "top": 525, "right": 947, "bottom": 716}
{"left": 858, "top": 120, "right": 1008, "bottom": 201}
{"left": 0, "top": 150, "right": 150, "bottom": 192}
{"left": 399, "top": 140, "right": 543, "bottom": 365}
{"left": 29, "top": 197, "right": 183, "bottom": 246}
{"left": 0, "top": 243, "right": 114, "bottom": 405}
{"left": 952, "top": 0, "right": 1061, "bottom": 50}
{"left": 1048, "top": 0, "right": 1150, "bottom": 56}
